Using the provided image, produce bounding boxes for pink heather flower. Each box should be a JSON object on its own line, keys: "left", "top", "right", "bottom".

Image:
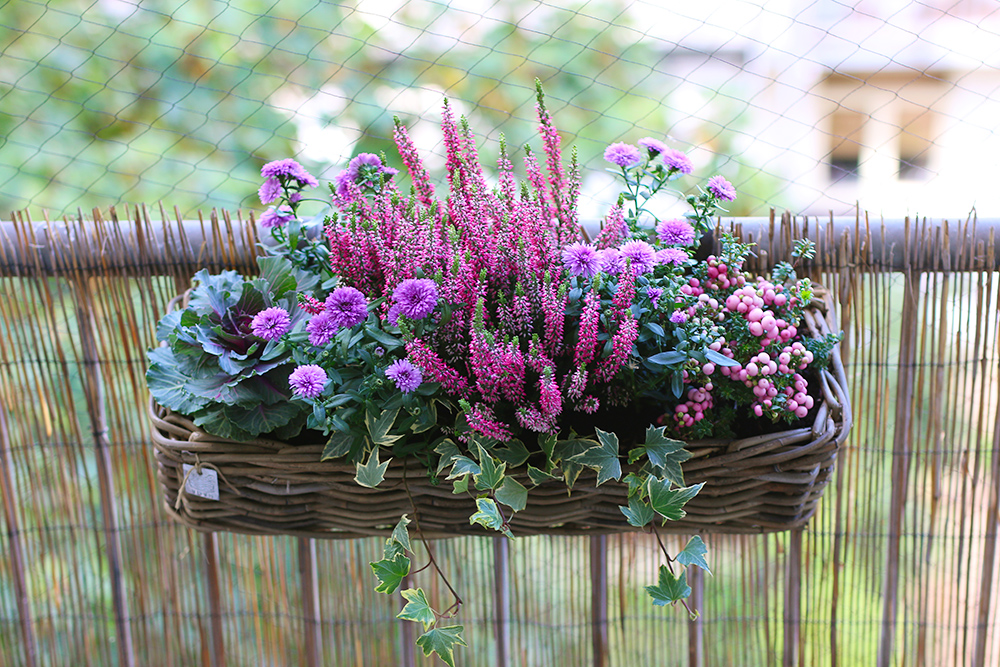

{"left": 707, "top": 175, "right": 737, "bottom": 201}
{"left": 261, "top": 158, "right": 319, "bottom": 187}
{"left": 405, "top": 339, "right": 468, "bottom": 395}
{"left": 289, "top": 364, "right": 327, "bottom": 398}
{"left": 259, "top": 205, "right": 295, "bottom": 229}
{"left": 392, "top": 278, "right": 438, "bottom": 320}
{"left": 594, "top": 204, "right": 628, "bottom": 249}
{"left": 306, "top": 312, "right": 339, "bottom": 346}
{"left": 385, "top": 359, "right": 422, "bottom": 393}
{"left": 574, "top": 290, "right": 601, "bottom": 366}
{"left": 538, "top": 371, "right": 562, "bottom": 417}
{"left": 669, "top": 310, "right": 688, "bottom": 324}
{"left": 603, "top": 142, "right": 642, "bottom": 168}
{"left": 656, "top": 218, "right": 696, "bottom": 246}
{"left": 619, "top": 240, "right": 657, "bottom": 275}
{"left": 250, "top": 307, "right": 291, "bottom": 341}
{"left": 562, "top": 242, "right": 601, "bottom": 278}
{"left": 638, "top": 137, "right": 669, "bottom": 156}
{"left": 656, "top": 248, "right": 689, "bottom": 266}
{"left": 258, "top": 177, "right": 282, "bottom": 204}
{"left": 465, "top": 403, "right": 513, "bottom": 441}
{"left": 599, "top": 248, "right": 626, "bottom": 275}
{"left": 324, "top": 287, "right": 369, "bottom": 329}
{"left": 661, "top": 149, "right": 693, "bottom": 175}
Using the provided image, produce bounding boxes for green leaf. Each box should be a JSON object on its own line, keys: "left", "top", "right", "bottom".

{"left": 256, "top": 255, "right": 298, "bottom": 299}
{"left": 447, "top": 456, "right": 481, "bottom": 479}
{"left": 630, "top": 426, "right": 691, "bottom": 487}
{"left": 366, "top": 406, "right": 401, "bottom": 446}
{"left": 645, "top": 565, "right": 691, "bottom": 606}
{"left": 569, "top": 428, "right": 621, "bottom": 486}
{"left": 434, "top": 439, "right": 462, "bottom": 474}
{"left": 539, "top": 433, "right": 557, "bottom": 465}
{"left": 474, "top": 444, "right": 506, "bottom": 491}
{"left": 493, "top": 438, "right": 530, "bottom": 467}
{"left": 391, "top": 515, "right": 412, "bottom": 553}
{"left": 370, "top": 553, "right": 410, "bottom": 594}
{"left": 647, "top": 350, "right": 686, "bottom": 366}
{"left": 363, "top": 325, "right": 401, "bottom": 349}
{"left": 495, "top": 477, "right": 528, "bottom": 512}
{"left": 623, "top": 472, "right": 647, "bottom": 499}
{"left": 415, "top": 625, "right": 467, "bottom": 667}
{"left": 526, "top": 465, "right": 560, "bottom": 486}
{"left": 619, "top": 497, "right": 654, "bottom": 528}
{"left": 704, "top": 347, "right": 740, "bottom": 367}
{"left": 647, "top": 478, "right": 704, "bottom": 523}
{"left": 469, "top": 498, "right": 513, "bottom": 538}
{"left": 452, "top": 476, "right": 470, "bottom": 494}
{"left": 397, "top": 588, "right": 436, "bottom": 630}
{"left": 146, "top": 347, "right": 209, "bottom": 414}
{"left": 355, "top": 448, "right": 391, "bottom": 488}
{"left": 676, "top": 535, "right": 711, "bottom": 575}
{"left": 322, "top": 432, "right": 354, "bottom": 461}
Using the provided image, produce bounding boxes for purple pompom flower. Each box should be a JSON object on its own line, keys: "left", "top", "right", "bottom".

{"left": 656, "top": 218, "right": 696, "bottom": 246}
{"left": 669, "top": 310, "right": 688, "bottom": 324}
{"left": 392, "top": 279, "right": 438, "bottom": 320}
{"left": 306, "top": 312, "right": 339, "bottom": 346}
{"left": 619, "top": 240, "right": 657, "bottom": 275}
{"left": 661, "top": 149, "right": 693, "bottom": 175}
{"left": 647, "top": 286, "right": 664, "bottom": 309}
{"left": 258, "top": 177, "right": 282, "bottom": 204}
{"left": 599, "top": 247, "right": 626, "bottom": 275}
{"left": 289, "top": 364, "right": 327, "bottom": 398}
{"left": 324, "top": 286, "right": 369, "bottom": 329}
{"left": 638, "top": 137, "right": 669, "bottom": 156}
{"left": 603, "top": 142, "right": 642, "bottom": 168}
{"left": 259, "top": 205, "right": 295, "bottom": 229}
{"left": 707, "top": 175, "right": 737, "bottom": 201}
{"left": 561, "top": 242, "right": 602, "bottom": 278}
{"left": 385, "top": 359, "right": 422, "bottom": 393}
{"left": 656, "top": 247, "right": 689, "bottom": 266}
{"left": 261, "top": 158, "right": 319, "bottom": 187}
{"left": 251, "top": 307, "right": 291, "bottom": 341}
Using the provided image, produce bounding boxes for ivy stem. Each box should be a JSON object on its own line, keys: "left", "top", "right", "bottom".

{"left": 649, "top": 522, "right": 696, "bottom": 617}
{"left": 402, "top": 474, "right": 464, "bottom": 612}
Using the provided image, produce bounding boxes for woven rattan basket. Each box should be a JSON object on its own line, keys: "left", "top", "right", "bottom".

{"left": 150, "top": 291, "right": 851, "bottom": 538}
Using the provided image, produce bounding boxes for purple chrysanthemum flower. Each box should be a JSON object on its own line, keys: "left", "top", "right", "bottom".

{"left": 599, "top": 247, "right": 626, "bottom": 275}
{"left": 258, "top": 177, "right": 282, "bottom": 204}
{"left": 250, "top": 307, "right": 291, "bottom": 341}
{"left": 656, "top": 218, "right": 696, "bottom": 246}
{"left": 656, "top": 248, "right": 689, "bottom": 266}
{"left": 261, "top": 158, "right": 319, "bottom": 188}
{"left": 561, "top": 242, "right": 602, "bottom": 278}
{"left": 647, "top": 286, "right": 664, "bottom": 309}
{"left": 603, "top": 142, "right": 642, "bottom": 168}
{"left": 392, "top": 278, "right": 438, "bottom": 320}
{"left": 707, "top": 175, "right": 737, "bottom": 201}
{"left": 325, "top": 286, "right": 369, "bottom": 329}
{"left": 669, "top": 311, "right": 688, "bottom": 324}
{"left": 661, "top": 149, "right": 693, "bottom": 175}
{"left": 306, "top": 312, "right": 339, "bottom": 346}
{"left": 259, "top": 205, "right": 295, "bottom": 229}
{"left": 385, "top": 358, "right": 422, "bottom": 393}
{"left": 619, "top": 240, "right": 657, "bottom": 274}
{"left": 638, "top": 137, "right": 669, "bottom": 156}
{"left": 289, "top": 364, "right": 327, "bottom": 398}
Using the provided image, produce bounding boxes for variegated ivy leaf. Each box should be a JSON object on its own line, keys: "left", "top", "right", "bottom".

{"left": 452, "top": 476, "right": 469, "bottom": 494}
{"left": 474, "top": 444, "right": 505, "bottom": 491}
{"left": 569, "top": 428, "right": 622, "bottom": 486}
{"left": 366, "top": 405, "right": 401, "bottom": 446}
{"left": 391, "top": 514, "right": 411, "bottom": 553}
{"left": 370, "top": 553, "right": 410, "bottom": 594}
{"left": 647, "top": 478, "right": 704, "bottom": 523}
{"left": 495, "top": 477, "right": 528, "bottom": 512}
{"left": 447, "top": 455, "right": 480, "bottom": 479}
{"left": 526, "top": 465, "right": 560, "bottom": 486}
{"left": 676, "top": 535, "right": 711, "bottom": 575}
{"left": 645, "top": 565, "right": 691, "bottom": 607}
{"left": 397, "top": 588, "right": 436, "bottom": 630}
{"left": 415, "top": 625, "right": 466, "bottom": 667}
{"left": 469, "top": 497, "right": 513, "bottom": 539}
{"left": 619, "top": 497, "right": 654, "bottom": 528}
{"left": 355, "top": 448, "right": 390, "bottom": 488}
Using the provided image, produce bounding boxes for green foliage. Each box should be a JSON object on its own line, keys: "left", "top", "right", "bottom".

{"left": 370, "top": 554, "right": 410, "bottom": 595}
{"left": 415, "top": 626, "right": 467, "bottom": 667}
{"left": 676, "top": 536, "right": 712, "bottom": 575}
{"left": 646, "top": 565, "right": 692, "bottom": 608}
{"left": 469, "top": 498, "right": 513, "bottom": 539}
{"left": 397, "top": 589, "right": 436, "bottom": 630}
{"left": 354, "top": 448, "right": 390, "bottom": 489}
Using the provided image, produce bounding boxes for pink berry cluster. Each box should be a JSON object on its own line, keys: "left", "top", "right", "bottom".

{"left": 666, "top": 253, "right": 819, "bottom": 432}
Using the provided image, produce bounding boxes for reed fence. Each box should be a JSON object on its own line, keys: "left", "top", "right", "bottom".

{"left": 0, "top": 208, "right": 998, "bottom": 666}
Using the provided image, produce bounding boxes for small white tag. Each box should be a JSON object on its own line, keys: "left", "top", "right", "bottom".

{"left": 182, "top": 464, "right": 220, "bottom": 501}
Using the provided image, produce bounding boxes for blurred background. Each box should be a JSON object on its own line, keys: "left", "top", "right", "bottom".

{"left": 3, "top": 0, "right": 999, "bottom": 220}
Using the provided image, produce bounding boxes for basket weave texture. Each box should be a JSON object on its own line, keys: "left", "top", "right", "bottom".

{"left": 150, "top": 292, "right": 851, "bottom": 538}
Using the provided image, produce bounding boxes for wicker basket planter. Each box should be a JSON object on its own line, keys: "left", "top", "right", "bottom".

{"left": 150, "top": 291, "right": 851, "bottom": 539}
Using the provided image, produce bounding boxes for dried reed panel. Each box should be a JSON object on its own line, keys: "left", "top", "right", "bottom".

{"left": 0, "top": 208, "right": 997, "bottom": 666}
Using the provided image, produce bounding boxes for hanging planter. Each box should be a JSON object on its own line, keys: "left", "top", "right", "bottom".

{"left": 146, "top": 82, "right": 852, "bottom": 663}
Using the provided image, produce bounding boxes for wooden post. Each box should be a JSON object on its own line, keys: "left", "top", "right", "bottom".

{"left": 75, "top": 280, "right": 137, "bottom": 667}
{"left": 204, "top": 532, "right": 226, "bottom": 667}
{"left": 784, "top": 529, "right": 803, "bottom": 667}
{"left": 590, "top": 535, "right": 608, "bottom": 667}
{"left": 688, "top": 565, "right": 704, "bottom": 667}
{"left": 299, "top": 538, "right": 322, "bottom": 666}
{"left": 493, "top": 536, "right": 511, "bottom": 667}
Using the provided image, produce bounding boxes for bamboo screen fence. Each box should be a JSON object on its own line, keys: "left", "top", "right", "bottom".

{"left": 0, "top": 209, "right": 998, "bottom": 667}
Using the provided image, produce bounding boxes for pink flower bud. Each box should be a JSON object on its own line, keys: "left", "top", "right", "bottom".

{"left": 702, "top": 363, "right": 715, "bottom": 376}
{"left": 753, "top": 404, "right": 764, "bottom": 417}
{"left": 795, "top": 406, "right": 809, "bottom": 418}
{"left": 749, "top": 321, "right": 764, "bottom": 337}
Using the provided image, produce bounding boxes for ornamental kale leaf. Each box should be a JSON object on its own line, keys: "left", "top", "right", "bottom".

{"left": 146, "top": 256, "right": 315, "bottom": 440}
